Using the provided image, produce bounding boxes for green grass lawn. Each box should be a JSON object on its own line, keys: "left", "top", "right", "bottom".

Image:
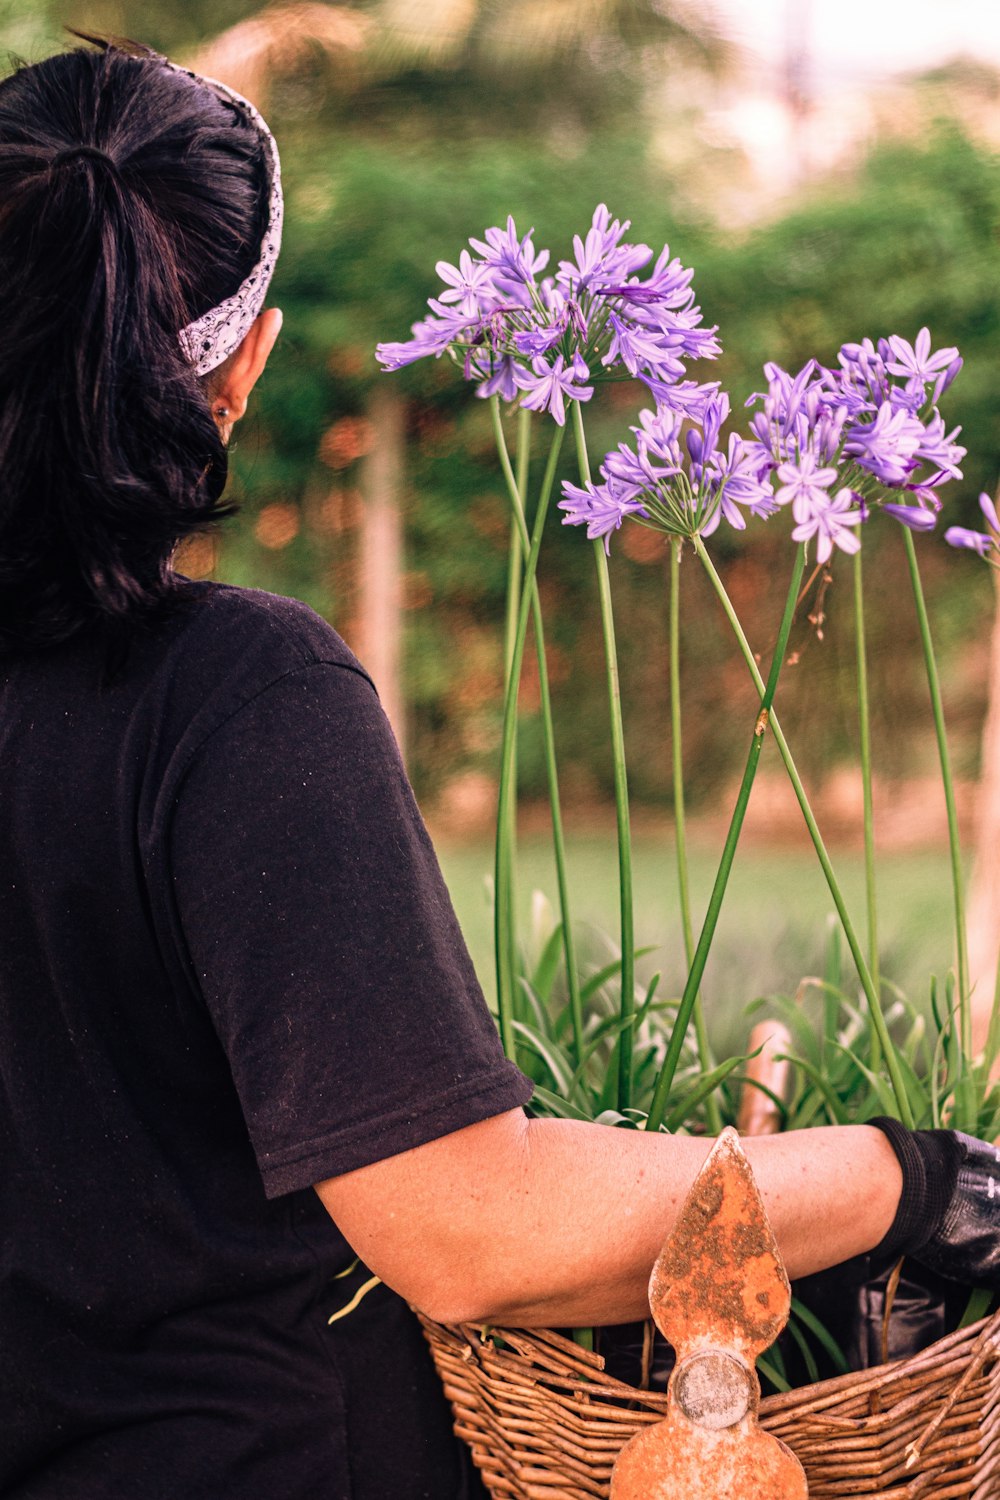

{"left": 437, "top": 834, "right": 958, "bottom": 1057}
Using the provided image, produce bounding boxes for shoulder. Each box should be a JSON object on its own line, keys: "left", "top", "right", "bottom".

{"left": 127, "top": 581, "right": 380, "bottom": 783}
{"left": 178, "top": 580, "right": 368, "bottom": 682}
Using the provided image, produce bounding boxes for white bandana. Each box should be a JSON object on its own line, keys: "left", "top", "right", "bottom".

{"left": 168, "top": 63, "right": 284, "bottom": 378}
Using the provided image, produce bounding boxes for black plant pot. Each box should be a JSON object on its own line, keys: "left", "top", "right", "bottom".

{"left": 594, "top": 1319, "right": 675, "bottom": 1391}
{"left": 785, "top": 1257, "right": 975, "bottom": 1383}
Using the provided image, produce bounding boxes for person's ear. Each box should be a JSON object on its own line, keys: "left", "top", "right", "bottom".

{"left": 210, "top": 307, "right": 283, "bottom": 428}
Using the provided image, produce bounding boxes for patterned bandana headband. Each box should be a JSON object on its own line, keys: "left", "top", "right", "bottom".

{"left": 166, "top": 60, "right": 284, "bottom": 378}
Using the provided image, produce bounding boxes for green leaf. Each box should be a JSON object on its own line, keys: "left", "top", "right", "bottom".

{"left": 959, "top": 1287, "right": 995, "bottom": 1330}
{"left": 789, "top": 1298, "right": 850, "bottom": 1375}
{"left": 891, "top": 1046, "right": 932, "bottom": 1128}
{"left": 598, "top": 1036, "right": 622, "bottom": 1114}
{"left": 823, "top": 915, "right": 842, "bottom": 991}
{"left": 531, "top": 923, "right": 565, "bottom": 1006}
{"left": 593, "top": 1108, "right": 641, "bottom": 1129}
{"left": 579, "top": 947, "right": 656, "bottom": 1005}
{"left": 512, "top": 1021, "right": 575, "bottom": 1096}
{"left": 783, "top": 1313, "right": 820, "bottom": 1384}
{"left": 756, "top": 1351, "right": 790, "bottom": 1393}
{"left": 787, "top": 1090, "right": 826, "bottom": 1132}
{"left": 830, "top": 1042, "right": 898, "bottom": 1119}
{"left": 565, "top": 1020, "right": 628, "bottom": 1098}
{"left": 983, "top": 956, "right": 1000, "bottom": 1080}
{"left": 663, "top": 1053, "right": 749, "bottom": 1134}
{"left": 515, "top": 979, "right": 550, "bottom": 1036}
{"left": 745, "top": 992, "right": 823, "bottom": 1064}
{"left": 637, "top": 971, "right": 662, "bottom": 1023}
{"left": 529, "top": 1084, "right": 595, "bottom": 1122}
{"left": 780, "top": 1053, "right": 849, "bottom": 1125}
{"left": 822, "top": 918, "right": 841, "bottom": 1066}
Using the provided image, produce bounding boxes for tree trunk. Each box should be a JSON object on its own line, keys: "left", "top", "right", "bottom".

{"left": 968, "top": 561, "right": 1000, "bottom": 1053}
{"left": 359, "top": 385, "right": 406, "bottom": 760}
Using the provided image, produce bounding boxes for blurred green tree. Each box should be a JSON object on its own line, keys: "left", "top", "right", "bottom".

{"left": 175, "top": 0, "right": 727, "bottom": 765}
{"left": 4, "top": 8, "right": 998, "bottom": 822}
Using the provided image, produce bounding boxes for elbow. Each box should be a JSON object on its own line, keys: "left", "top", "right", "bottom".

{"left": 402, "top": 1269, "right": 516, "bottom": 1327}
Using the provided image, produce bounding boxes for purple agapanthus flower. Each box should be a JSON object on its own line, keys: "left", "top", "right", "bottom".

{"left": 881, "top": 502, "right": 938, "bottom": 532}
{"left": 608, "top": 246, "right": 695, "bottom": 308}
{"left": 434, "top": 249, "right": 502, "bottom": 312}
{"left": 743, "top": 331, "right": 967, "bottom": 550}
{"left": 603, "top": 312, "right": 675, "bottom": 378}
{"left": 560, "top": 391, "right": 776, "bottom": 549}
{"left": 557, "top": 204, "right": 652, "bottom": 293}
{"left": 844, "top": 402, "right": 926, "bottom": 486}
{"left": 516, "top": 353, "right": 594, "bottom": 426}
{"left": 791, "top": 487, "right": 864, "bottom": 563}
{"left": 468, "top": 215, "right": 550, "bottom": 293}
{"left": 641, "top": 377, "right": 721, "bottom": 418}
{"left": 559, "top": 478, "right": 648, "bottom": 549}
{"left": 513, "top": 322, "right": 566, "bottom": 359}
{"left": 914, "top": 412, "right": 964, "bottom": 481}
{"left": 376, "top": 308, "right": 475, "bottom": 370}
{"left": 945, "top": 493, "right": 1000, "bottom": 562}
{"left": 775, "top": 452, "right": 839, "bottom": 519}
{"left": 885, "top": 327, "right": 959, "bottom": 384}
{"left": 377, "top": 205, "right": 721, "bottom": 420}
{"left": 378, "top": 228, "right": 970, "bottom": 571}
{"left": 713, "top": 434, "right": 780, "bottom": 522}
{"left": 473, "top": 355, "right": 528, "bottom": 402}
{"left": 931, "top": 355, "right": 963, "bottom": 406}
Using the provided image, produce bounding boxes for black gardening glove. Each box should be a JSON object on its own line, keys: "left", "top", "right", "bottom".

{"left": 869, "top": 1117, "right": 1000, "bottom": 1289}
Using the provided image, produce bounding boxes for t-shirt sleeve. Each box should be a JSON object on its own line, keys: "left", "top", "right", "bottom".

{"left": 169, "top": 660, "right": 532, "bottom": 1198}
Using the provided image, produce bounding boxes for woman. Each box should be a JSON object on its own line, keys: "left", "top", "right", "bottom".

{"left": 1, "top": 38, "right": 998, "bottom": 1500}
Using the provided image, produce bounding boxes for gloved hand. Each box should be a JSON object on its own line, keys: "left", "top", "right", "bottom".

{"left": 909, "top": 1132, "right": 1000, "bottom": 1286}
{"left": 870, "top": 1117, "right": 1000, "bottom": 1289}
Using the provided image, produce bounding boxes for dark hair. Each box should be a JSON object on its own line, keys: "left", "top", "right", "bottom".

{"left": 0, "top": 39, "right": 272, "bottom": 651}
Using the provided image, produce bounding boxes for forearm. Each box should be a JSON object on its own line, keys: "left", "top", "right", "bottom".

{"left": 317, "top": 1111, "right": 902, "bottom": 1327}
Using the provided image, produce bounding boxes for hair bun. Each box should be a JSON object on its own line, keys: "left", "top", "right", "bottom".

{"left": 50, "top": 143, "right": 120, "bottom": 173}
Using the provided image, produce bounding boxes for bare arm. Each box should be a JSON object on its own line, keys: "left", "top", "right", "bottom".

{"left": 315, "top": 1110, "right": 901, "bottom": 1327}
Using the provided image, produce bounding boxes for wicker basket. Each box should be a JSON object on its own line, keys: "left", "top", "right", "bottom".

{"left": 419, "top": 1307, "right": 1000, "bottom": 1499}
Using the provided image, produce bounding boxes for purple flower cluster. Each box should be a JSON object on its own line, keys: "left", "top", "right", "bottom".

{"left": 375, "top": 206, "right": 720, "bottom": 426}
{"left": 560, "top": 327, "right": 968, "bottom": 561}
{"left": 742, "top": 333, "right": 965, "bottom": 560}
{"left": 377, "top": 222, "right": 971, "bottom": 563}
{"left": 559, "top": 390, "right": 774, "bottom": 549}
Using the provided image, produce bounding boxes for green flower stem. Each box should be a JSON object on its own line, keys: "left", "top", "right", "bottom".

{"left": 501, "top": 414, "right": 532, "bottom": 1011}
{"left": 493, "top": 421, "right": 565, "bottom": 1060}
{"left": 670, "top": 540, "right": 721, "bottom": 1134}
{"left": 497, "top": 467, "right": 525, "bottom": 1021}
{"left": 693, "top": 535, "right": 913, "bottom": 1128}
{"left": 515, "top": 406, "right": 531, "bottom": 525}
{"left": 647, "top": 546, "right": 806, "bottom": 1134}
{"left": 502, "top": 513, "right": 522, "bottom": 682}
{"left": 571, "top": 401, "right": 635, "bottom": 1111}
{"left": 490, "top": 402, "right": 584, "bottom": 1063}
{"left": 853, "top": 547, "right": 881, "bottom": 1067}
{"left": 902, "top": 528, "right": 971, "bottom": 1058}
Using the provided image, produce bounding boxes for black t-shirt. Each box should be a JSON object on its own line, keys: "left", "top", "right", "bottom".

{"left": 0, "top": 582, "right": 532, "bottom": 1500}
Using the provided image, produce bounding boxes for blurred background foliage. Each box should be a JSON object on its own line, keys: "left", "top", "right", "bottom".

{"left": 3, "top": 0, "right": 999, "bottom": 820}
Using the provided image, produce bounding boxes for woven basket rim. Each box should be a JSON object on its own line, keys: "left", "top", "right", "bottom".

{"left": 422, "top": 1301, "right": 1000, "bottom": 1416}
{"left": 420, "top": 1306, "right": 1000, "bottom": 1498}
